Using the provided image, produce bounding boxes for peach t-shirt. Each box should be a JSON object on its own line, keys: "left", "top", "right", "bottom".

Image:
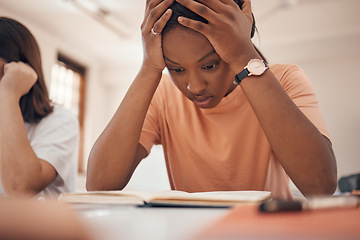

{"left": 139, "top": 64, "right": 330, "bottom": 199}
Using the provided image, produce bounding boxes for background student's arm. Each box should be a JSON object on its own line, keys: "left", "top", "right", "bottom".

{"left": 86, "top": 0, "right": 175, "bottom": 191}
{"left": 0, "top": 62, "right": 57, "bottom": 197}
{"left": 176, "top": 0, "right": 337, "bottom": 196}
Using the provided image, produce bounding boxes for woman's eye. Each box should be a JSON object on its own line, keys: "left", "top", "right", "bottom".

{"left": 169, "top": 68, "right": 185, "bottom": 73}
{"left": 202, "top": 64, "right": 217, "bottom": 70}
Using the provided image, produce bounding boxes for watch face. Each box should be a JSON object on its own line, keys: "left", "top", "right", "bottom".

{"left": 248, "top": 59, "right": 266, "bottom": 75}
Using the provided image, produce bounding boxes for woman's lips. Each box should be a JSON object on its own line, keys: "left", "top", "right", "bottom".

{"left": 192, "top": 95, "right": 213, "bottom": 108}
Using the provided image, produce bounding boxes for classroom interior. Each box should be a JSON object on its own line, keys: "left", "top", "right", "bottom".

{"left": 0, "top": 0, "right": 359, "bottom": 194}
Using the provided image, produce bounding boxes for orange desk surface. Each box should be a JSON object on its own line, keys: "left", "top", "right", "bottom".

{"left": 196, "top": 204, "right": 360, "bottom": 240}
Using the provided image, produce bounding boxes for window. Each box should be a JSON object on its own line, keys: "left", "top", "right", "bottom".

{"left": 50, "top": 54, "right": 86, "bottom": 172}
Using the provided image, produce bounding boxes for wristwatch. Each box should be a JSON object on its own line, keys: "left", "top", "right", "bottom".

{"left": 233, "top": 59, "right": 269, "bottom": 85}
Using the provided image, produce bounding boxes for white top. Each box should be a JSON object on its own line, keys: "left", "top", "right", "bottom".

{"left": 0, "top": 105, "right": 79, "bottom": 198}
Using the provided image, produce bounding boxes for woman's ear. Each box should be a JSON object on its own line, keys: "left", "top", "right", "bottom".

{"left": 0, "top": 58, "right": 6, "bottom": 78}
{"left": 250, "top": 13, "right": 256, "bottom": 38}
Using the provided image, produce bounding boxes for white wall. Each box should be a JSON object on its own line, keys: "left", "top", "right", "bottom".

{"left": 301, "top": 55, "right": 360, "bottom": 177}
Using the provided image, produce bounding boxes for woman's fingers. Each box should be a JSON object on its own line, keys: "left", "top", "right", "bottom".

{"left": 176, "top": 0, "right": 253, "bottom": 38}
{"left": 143, "top": 0, "right": 174, "bottom": 32}
{"left": 144, "top": 0, "right": 163, "bottom": 20}
{"left": 141, "top": 0, "right": 175, "bottom": 72}
{"left": 2, "top": 62, "right": 38, "bottom": 98}
{"left": 175, "top": 0, "right": 218, "bottom": 21}
{"left": 177, "top": 16, "right": 208, "bottom": 35}
{"left": 186, "top": 0, "right": 226, "bottom": 13}
{"left": 176, "top": 0, "right": 252, "bottom": 25}
{"left": 239, "top": 0, "right": 253, "bottom": 24}
{"left": 152, "top": 8, "right": 172, "bottom": 34}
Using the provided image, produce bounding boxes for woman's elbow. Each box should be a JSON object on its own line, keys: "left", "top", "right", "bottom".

{"left": 3, "top": 182, "right": 40, "bottom": 198}
{"left": 303, "top": 168, "right": 338, "bottom": 197}
{"left": 85, "top": 173, "right": 103, "bottom": 191}
{"left": 86, "top": 182, "right": 125, "bottom": 192}
{"left": 85, "top": 174, "right": 127, "bottom": 191}
{"left": 320, "top": 174, "right": 338, "bottom": 195}
{"left": 309, "top": 144, "right": 338, "bottom": 196}
{"left": 321, "top": 151, "right": 338, "bottom": 195}
{"left": 85, "top": 179, "right": 103, "bottom": 191}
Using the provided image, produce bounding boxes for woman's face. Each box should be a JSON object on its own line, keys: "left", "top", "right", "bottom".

{"left": 162, "top": 27, "right": 236, "bottom": 109}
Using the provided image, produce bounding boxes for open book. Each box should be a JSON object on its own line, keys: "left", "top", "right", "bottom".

{"left": 59, "top": 190, "right": 271, "bottom": 208}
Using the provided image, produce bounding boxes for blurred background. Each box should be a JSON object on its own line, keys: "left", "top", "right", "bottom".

{"left": 0, "top": 0, "right": 359, "bottom": 193}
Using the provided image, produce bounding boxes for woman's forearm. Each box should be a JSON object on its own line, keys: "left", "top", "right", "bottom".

{"left": 240, "top": 70, "right": 337, "bottom": 196}
{"left": 0, "top": 89, "right": 50, "bottom": 196}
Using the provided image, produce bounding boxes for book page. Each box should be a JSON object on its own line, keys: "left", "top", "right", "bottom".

{"left": 59, "top": 190, "right": 189, "bottom": 204}
{"left": 150, "top": 191, "right": 271, "bottom": 203}
{"left": 59, "top": 190, "right": 271, "bottom": 206}
{"left": 59, "top": 191, "right": 145, "bottom": 205}
{"left": 118, "top": 190, "right": 189, "bottom": 203}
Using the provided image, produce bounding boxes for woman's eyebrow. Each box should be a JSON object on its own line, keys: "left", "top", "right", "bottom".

{"left": 197, "top": 50, "right": 216, "bottom": 63}
{"left": 164, "top": 50, "right": 216, "bottom": 65}
{"left": 164, "top": 56, "right": 180, "bottom": 65}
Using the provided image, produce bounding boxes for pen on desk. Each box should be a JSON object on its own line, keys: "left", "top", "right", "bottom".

{"left": 259, "top": 196, "right": 360, "bottom": 213}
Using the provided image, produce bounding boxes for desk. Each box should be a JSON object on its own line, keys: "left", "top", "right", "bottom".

{"left": 73, "top": 204, "right": 229, "bottom": 240}
{"left": 196, "top": 205, "right": 360, "bottom": 240}
{"left": 72, "top": 203, "right": 360, "bottom": 240}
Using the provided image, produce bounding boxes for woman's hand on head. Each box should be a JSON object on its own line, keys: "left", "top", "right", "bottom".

{"left": 0, "top": 62, "right": 38, "bottom": 100}
{"left": 141, "top": 0, "right": 174, "bottom": 73}
{"left": 175, "top": 0, "right": 259, "bottom": 72}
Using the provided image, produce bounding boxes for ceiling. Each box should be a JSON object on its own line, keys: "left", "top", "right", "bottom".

{"left": 0, "top": 0, "right": 359, "bottom": 67}
{"left": 0, "top": 0, "right": 145, "bottom": 66}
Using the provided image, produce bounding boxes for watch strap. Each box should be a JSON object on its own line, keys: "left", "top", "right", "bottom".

{"left": 234, "top": 68, "right": 250, "bottom": 85}
{"left": 233, "top": 60, "right": 269, "bottom": 85}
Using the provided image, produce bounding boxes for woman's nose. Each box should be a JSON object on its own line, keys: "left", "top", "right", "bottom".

{"left": 186, "top": 73, "right": 206, "bottom": 95}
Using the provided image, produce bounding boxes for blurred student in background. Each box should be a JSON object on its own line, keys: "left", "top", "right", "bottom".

{"left": 0, "top": 198, "right": 92, "bottom": 240}
{"left": 0, "top": 17, "right": 79, "bottom": 198}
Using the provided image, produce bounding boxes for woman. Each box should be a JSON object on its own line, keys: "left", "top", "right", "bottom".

{"left": 0, "top": 17, "right": 79, "bottom": 198}
{"left": 87, "top": 0, "right": 337, "bottom": 199}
